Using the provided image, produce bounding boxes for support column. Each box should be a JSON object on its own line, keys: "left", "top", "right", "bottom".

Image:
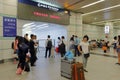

{"left": 75, "top": 13, "right": 83, "bottom": 38}
{"left": 66, "top": 12, "right": 83, "bottom": 48}
{"left": 67, "top": 12, "right": 83, "bottom": 39}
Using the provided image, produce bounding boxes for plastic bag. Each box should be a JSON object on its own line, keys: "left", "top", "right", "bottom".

{"left": 64, "top": 51, "right": 74, "bottom": 61}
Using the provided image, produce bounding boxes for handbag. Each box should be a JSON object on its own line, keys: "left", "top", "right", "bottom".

{"left": 84, "top": 53, "right": 90, "bottom": 58}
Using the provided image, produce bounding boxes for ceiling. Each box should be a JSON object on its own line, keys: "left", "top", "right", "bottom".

{"left": 32, "top": 0, "right": 120, "bottom": 26}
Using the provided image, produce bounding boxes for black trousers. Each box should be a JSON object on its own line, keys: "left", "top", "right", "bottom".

{"left": 45, "top": 47, "right": 51, "bottom": 58}
{"left": 75, "top": 45, "right": 80, "bottom": 56}
{"left": 17, "top": 56, "right": 26, "bottom": 70}
{"left": 30, "top": 50, "right": 37, "bottom": 66}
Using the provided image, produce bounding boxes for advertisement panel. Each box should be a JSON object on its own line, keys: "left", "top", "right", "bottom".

{"left": 3, "top": 17, "right": 17, "bottom": 37}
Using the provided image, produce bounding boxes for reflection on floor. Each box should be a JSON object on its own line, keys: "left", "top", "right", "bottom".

{"left": 90, "top": 48, "right": 118, "bottom": 58}
{"left": 0, "top": 48, "right": 120, "bottom": 80}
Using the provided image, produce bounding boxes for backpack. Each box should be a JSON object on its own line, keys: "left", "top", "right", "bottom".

{"left": 47, "top": 40, "right": 52, "bottom": 48}
{"left": 60, "top": 41, "right": 65, "bottom": 48}
{"left": 19, "top": 43, "right": 29, "bottom": 52}
{"left": 11, "top": 42, "right": 14, "bottom": 49}
{"left": 59, "top": 41, "right": 66, "bottom": 52}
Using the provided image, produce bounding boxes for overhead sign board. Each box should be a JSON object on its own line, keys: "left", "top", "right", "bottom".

{"left": 18, "top": 0, "right": 70, "bottom": 25}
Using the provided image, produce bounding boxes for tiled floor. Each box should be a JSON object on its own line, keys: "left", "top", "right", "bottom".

{"left": 0, "top": 48, "right": 120, "bottom": 80}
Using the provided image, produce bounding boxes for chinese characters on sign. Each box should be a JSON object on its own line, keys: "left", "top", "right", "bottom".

{"left": 104, "top": 25, "right": 109, "bottom": 34}
{"left": 3, "top": 17, "right": 17, "bottom": 37}
{"left": 33, "top": 11, "right": 60, "bottom": 19}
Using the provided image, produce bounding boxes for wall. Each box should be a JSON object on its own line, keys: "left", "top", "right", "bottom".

{"left": 114, "top": 26, "right": 120, "bottom": 37}
{"left": 83, "top": 24, "right": 105, "bottom": 40}
{"left": 82, "top": 24, "right": 120, "bottom": 41}
{"left": 0, "top": 0, "right": 17, "bottom": 61}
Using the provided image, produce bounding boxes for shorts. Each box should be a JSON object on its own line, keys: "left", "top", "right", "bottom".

{"left": 113, "top": 46, "right": 117, "bottom": 49}
{"left": 117, "top": 48, "right": 120, "bottom": 53}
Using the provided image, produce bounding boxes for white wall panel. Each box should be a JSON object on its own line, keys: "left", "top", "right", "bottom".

{"left": 0, "top": 0, "right": 17, "bottom": 6}
{"left": 0, "top": 0, "right": 17, "bottom": 60}
{"left": 3, "top": 5, "right": 17, "bottom": 16}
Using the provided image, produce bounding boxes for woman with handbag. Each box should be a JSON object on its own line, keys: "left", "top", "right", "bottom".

{"left": 16, "top": 36, "right": 29, "bottom": 74}
{"left": 78, "top": 35, "right": 90, "bottom": 72}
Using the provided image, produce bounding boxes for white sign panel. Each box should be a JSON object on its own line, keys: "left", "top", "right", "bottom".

{"left": 104, "top": 25, "right": 109, "bottom": 34}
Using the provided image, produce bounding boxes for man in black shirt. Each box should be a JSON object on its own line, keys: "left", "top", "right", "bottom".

{"left": 29, "top": 34, "right": 37, "bottom": 66}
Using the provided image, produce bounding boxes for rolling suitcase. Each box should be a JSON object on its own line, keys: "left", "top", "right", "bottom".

{"left": 61, "top": 59, "right": 75, "bottom": 79}
{"left": 72, "top": 62, "right": 85, "bottom": 80}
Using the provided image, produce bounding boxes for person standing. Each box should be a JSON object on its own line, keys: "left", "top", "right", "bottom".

{"left": 59, "top": 36, "right": 66, "bottom": 57}
{"left": 17, "top": 36, "right": 29, "bottom": 74}
{"left": 13, "top": 36, "right": 19, "bottom": 64}
{"left": 24, "top": 33, "right": 30, "bottom": 46}
{"left": 116, "top": 35, "right": 120, "bottom": 65}
{"left": 70, "top": 35, "right": 75, "bottom": 41}
{"left": 112, "top": 36, "right": 117, "bottom": 54}
{"left": 29, "top": 34, "right": 37, "bottom": 66}
{"left": 56, "top": 37, "right": 61, "bottom": 53}
{"left": 78, "top": 35, "right": 90, "bottom": 72}
{"left": 33, "top": 35, "right": 39, "bottom": 59}
{"left": 45, "top": 35, "right": 52, "bottom": 58}
{"left": 74, "top": 35, "right": 80, "bottom": 57}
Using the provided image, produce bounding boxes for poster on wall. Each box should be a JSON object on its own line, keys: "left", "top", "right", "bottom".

{"left": 3, "top": 16, "right": 17, "bottom": 37}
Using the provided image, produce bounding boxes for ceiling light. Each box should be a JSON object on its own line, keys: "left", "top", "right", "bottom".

{"left": 82, "top": 4, "right": 120, "bottom": 16}
{"left": 23, "top": 22, "right": 35, "bottom": 27}
{"left": 64, "top": 11, "right": 68, "bottom": 14}
{"left": 36, "top": 24, "right": 48, "bottom": 27}
{"left": 81, "top": 0, "right": 105, "bottom": 8}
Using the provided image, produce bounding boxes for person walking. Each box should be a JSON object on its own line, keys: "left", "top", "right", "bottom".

{"left": 116, "top": 35, "right": 120, "bottom": 65}
{"left": 29, "top": 34, "right": 37, "bottom": 66}
{"left": 45, "top": 35, "right": 52, "bottom": 58}
{"left": 74, "top": 35, "right": 80, "bottom": 57}
{"left": 112, "top": 36, "right": 117, "bottom": 54}
{"left": 78, "top": 35, "right": 90, "bottom": 72}
{"left": 13, "top": 36, "right": 19, "bottom": 64}
{"left": 17, "top": 36, "right": 29, "bottom": 74}
{"left": 59, "top": 36, "right": 66, "bottom": 57}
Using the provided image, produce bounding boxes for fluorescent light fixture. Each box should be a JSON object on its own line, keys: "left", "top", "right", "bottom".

{"left": 23, "top": 24, "right": 36, "bottom": 29}
{"left": 23, "top": 22, "right": 35, "bottom": 27}
{"left": 92, "top": 19, "right": 120, "bottom": 24}
{"left": 36, "top": 24, "right": 48, "bottom": 28}
{"left": 38, "top": 26, "right": 48, "bottom": 29}
{"left": 81, "top": 0, "right": 105, "bottom": 8}
{"left": 82, "top": 4, "right": 120, "bottom": 16}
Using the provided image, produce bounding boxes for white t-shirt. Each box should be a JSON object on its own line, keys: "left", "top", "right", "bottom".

{"left": 80, "top": 41, "right": 89, "bottom": 54}
{"left": 113, "top": 40, "right": 117, "bottom": 43}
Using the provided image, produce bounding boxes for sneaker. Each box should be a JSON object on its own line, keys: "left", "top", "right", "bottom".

{"left": 84, "top": 69, "right": 88, "bottom": 72}
{"left": 115, "top": 63, "right": 120, "bottom": 65}
{"left": 31, "top": 64, "right": 36, "bottom": 67}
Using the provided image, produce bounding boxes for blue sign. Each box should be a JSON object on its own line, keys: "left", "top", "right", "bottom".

{"left": 3, "top": 17, "right": 17, "bottom": 37}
